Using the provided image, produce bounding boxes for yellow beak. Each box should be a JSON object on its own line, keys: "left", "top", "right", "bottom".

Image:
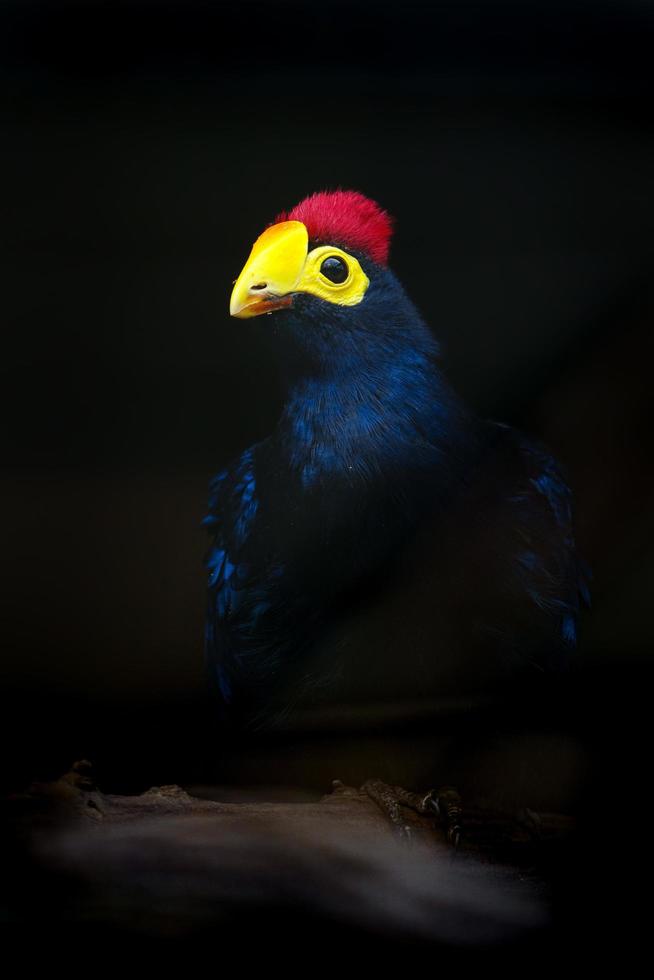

{"left": 229, "top": 220, "right": 309, "bottom": 318}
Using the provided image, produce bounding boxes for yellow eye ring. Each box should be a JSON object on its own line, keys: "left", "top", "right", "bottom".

{"left": 299, "top": 245, "right": 369, "bottom": 306}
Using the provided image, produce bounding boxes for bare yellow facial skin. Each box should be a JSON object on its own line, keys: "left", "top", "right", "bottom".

{"left": 230, "top": 220, "right": 370, "bottom": 318}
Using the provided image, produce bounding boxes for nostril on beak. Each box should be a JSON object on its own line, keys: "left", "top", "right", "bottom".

{"left": 250, "top": 282, "right": 268, "bottom": 292}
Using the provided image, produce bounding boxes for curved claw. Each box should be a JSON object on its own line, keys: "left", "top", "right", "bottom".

{"left": 425, "top": 786, "right": 463, "bottom": 849}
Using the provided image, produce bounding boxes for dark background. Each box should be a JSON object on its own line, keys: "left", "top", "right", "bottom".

{"left": 2, "top": 0, "right": 653, "bottom": 802}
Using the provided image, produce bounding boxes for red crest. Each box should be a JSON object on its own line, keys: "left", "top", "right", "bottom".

{"left": 275, "top": 190, "right": 393, "bottom": 266}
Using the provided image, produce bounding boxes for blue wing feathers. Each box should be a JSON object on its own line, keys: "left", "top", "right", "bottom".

{"left": 204, "top": 420, "right": 589, "bottom": 714}
{"left": 513, "top": 433, "right": 590, "bottom": 649}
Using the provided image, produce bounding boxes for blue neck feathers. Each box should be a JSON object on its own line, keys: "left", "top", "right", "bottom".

{"left": 263, "top": 264, "right": 477, "bottom": 504}
{"left": 276, "top": 335, "right": 473, "bottom": 501}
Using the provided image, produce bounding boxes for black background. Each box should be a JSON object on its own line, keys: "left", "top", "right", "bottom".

{"left": 2, "top": 1, "right": 653, "bottom": 817}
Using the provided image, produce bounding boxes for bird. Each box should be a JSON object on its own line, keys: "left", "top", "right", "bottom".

{"left": 203, "top": 190, "right": 589, "bottom": 820}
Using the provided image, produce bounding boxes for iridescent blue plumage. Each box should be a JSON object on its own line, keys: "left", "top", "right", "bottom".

{"left": 205, "top": 227, "right": 588, "bottom": 731}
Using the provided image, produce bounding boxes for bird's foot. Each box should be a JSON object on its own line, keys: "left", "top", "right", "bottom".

{"left": 423, "top": 785, "right": 463, "bottom": 849}
{"left": 362, "top": 779, "right": 462, "bottom": 848}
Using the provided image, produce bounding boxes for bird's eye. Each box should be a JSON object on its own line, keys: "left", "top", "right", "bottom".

{"left": 320, "top": 256, "right": 349, "bottom": 284}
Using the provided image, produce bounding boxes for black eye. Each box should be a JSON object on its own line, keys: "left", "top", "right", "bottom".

{"left": 320, "top": 255, "right": 348, "bottom": 284}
